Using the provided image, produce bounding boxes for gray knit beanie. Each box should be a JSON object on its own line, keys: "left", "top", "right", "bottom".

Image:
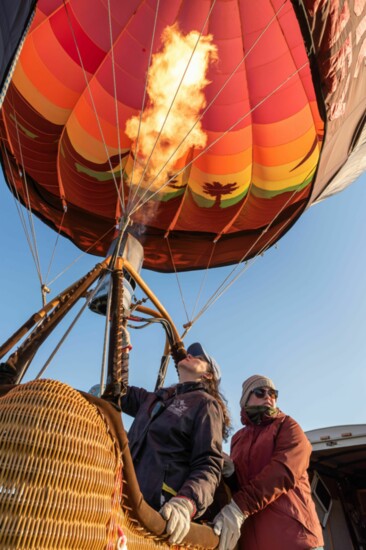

{"left": 240, "top": 374, "right": 276, "bottom": 408}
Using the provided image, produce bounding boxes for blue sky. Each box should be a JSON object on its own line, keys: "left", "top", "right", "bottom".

{"left": 0, "top": 170, "right": 365, "bottom": 444}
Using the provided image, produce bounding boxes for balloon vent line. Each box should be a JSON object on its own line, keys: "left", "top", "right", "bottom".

{"left": 191, "top": 164, "right": 317, "bottom": 324}
{"left": 107, "top": 0, "right": 125, "bottom": 210}
{"left": 130, "top": 60, "right": 310, "bottom": 218}
{"left": 126, "top": 24, "right": 218, "bottom": 217}
{"left": 62, "top": 0, "right": 124, "bottom": 214}
{"left": 127, "top": 0, "right": 288, "bottom": 217}
{"left": 0, "top": 118, "right": 44, "bottom": 292}
{"left": 126, "top": 0, "right": 162, "bottom": 214}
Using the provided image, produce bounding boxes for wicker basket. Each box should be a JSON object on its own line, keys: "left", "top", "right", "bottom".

{"left": 0, "top": 379, "right": 216, "bottom": 549}
{"left": 0, "top": 379, "right": 124, "bottom": 549}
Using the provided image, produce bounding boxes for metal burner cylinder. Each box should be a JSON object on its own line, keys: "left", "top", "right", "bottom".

{"left": 89, "top": 233, "right": 144, "bottom": 316}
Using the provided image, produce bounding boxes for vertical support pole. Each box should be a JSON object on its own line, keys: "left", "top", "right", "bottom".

{"left": 102, "top": 264, "right": 130, "bottom": 407}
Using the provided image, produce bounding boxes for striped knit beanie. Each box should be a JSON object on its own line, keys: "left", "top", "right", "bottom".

{"left": 240, "top": 374, "right": 276, "bottom": 408}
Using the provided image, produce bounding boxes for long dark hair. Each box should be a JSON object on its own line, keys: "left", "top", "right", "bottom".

{"left": 201, "top": 373, "right": 232, "bottom": 442}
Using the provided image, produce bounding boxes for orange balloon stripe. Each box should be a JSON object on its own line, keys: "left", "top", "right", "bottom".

{"left": 202, "top": 104, "right": 322, "bottom": 159}
{"left": 252, "top": 107, "right": 322, "bottom": 147}
{"left": 203, "top": 127, "right": 252, "bottom": 156}
{"left": 14, "top": 40, "right": 80, "bottom": 117}
{"left": 12, "top": 64, "right": 71, "bottom": 126}
{"left": 194, "top": 147, "right": 253, "bottom": 175}
{"left": 252, "top": 128, "right": 319, "bottom": 167}
{"left": 69, "top": 99, "right": 134, "bottom": 161}
{"left": 194, "top": 124, "right": 318, "bottom": 182}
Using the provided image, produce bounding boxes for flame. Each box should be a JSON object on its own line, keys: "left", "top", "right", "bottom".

{"left": 125, "top": 24, "right": 217, "bottom": 194}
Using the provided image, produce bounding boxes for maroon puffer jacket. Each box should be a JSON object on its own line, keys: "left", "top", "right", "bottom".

{"left": 231, "top": 410, "right": 324, "bottom": 550}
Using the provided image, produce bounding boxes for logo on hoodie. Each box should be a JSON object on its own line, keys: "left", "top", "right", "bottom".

{"left": 168, "top": 398, "right": 188, "bottom": 417}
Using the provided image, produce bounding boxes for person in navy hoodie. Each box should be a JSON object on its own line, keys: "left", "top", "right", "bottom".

{"left": 121, "top": 342, "right": 231, "bottom": 545}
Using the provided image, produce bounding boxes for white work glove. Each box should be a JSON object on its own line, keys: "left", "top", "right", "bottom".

{"left": 160, "top": 496, "right": 195, "bottom": 544}
{"left": 222, "top": 451, "right": 235, "bottom": 477}
{"left": 213, "top": 499, "right": 246, "bottom": 550}
{"left": 121, "top": 325, "right": 131, "bottom": 350}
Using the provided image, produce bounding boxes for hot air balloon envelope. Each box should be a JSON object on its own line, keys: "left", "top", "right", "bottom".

{"left": 0, "top": 0, "right": 365, "bottom": 272}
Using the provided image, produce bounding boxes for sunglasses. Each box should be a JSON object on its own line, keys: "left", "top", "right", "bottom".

{"left": 251, "top": 387, "right": 278, "bottom": 400}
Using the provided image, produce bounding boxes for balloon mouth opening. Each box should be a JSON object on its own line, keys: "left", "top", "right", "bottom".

{"left": 88, "top": 233, "right": 144, "bottom": 316}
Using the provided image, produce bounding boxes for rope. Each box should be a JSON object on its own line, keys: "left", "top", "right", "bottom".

{"left": 33, "top": 270, "right": 109, "bottom": 381}
{"left": 100, "top": 272, "right": 114, "bottom": 396}
{"left": 190, "top": 242, "right": 217, "bottom": 321}
{"left": 126, "top": 0, "right": 162, "bottom": 213}
{"left": 1, "top": 9, "right": 117, "bottom": 304}
{"left": 128, "top": 0, "right": 219, "bottom": 211}
{"left": 130, "top": 59, "right": 308, "bottom": 215}
{"left": 46, "top": 224, "right": 115, "bottom": 287}
{"left": 166, "top": 237, "right": 190, "bottom": 324}
{"left": 5, "top": 96, "right": 43, "bottom": 285}
{"left": 62, "top": 0, "right": 125, "bottom": 213}
{"left": 129, "top": 0, "right": 289, "bottom": 213}
{"left": 107, "top": 0, "right": 125, "bottom": 209}
{"left": 44, "top": 209, "right": 66, "bottom": 287}
{"left": 190, "top": 164, "right": 317, "bottom": 324}
{"left": 166, "top": 236, "right": 218, "bottom": 325}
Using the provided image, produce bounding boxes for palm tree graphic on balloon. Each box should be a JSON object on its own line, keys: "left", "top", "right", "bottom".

{"left": 203, "top": 181, "right": 239, "bottom": 208}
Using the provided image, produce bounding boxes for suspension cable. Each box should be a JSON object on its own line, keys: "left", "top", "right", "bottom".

{"left": 166, "top": 237, "right": 190, "bottom": 324}
{"left": 46, "top": 225, "right": 115, "bottom": 287}
{"left": 33, "top": 269, "right": 110, "bottom": 381}
{"left": 106, "top": 0, "right": 128, "bottom": 212}
{"left": 126, "top": 0, "right": 162, "bottom": 213}
{"left": 8, "top": 102, "right": 43, "bottom": 284}
{"left": 129, "top": 0, "right": 289, "bottom": 213}
{"left": 2, "top": 0, "right": 319, "bottom": 356}
{"left": 190, "top": 165, "right": 317, "bottom": 324}
{"left": 99, "top": 271, "right": 113, "bottom": 396}
{"left": 190, "top": 242, "right": 217, "bottom": 321}
{"left": 128, "top": 0, "right": 219, "bottom": 210}
{"left": 44, "top": 209, "right": 66, "bottom": 286}
{"left": 62, "top": 0, "right": 124, "bottom": 213}
{"left": 2, "top": 2, "right": 120, "bottom": 303}
{"left": 130, "top": 60, "right": 307, "bottom": 216}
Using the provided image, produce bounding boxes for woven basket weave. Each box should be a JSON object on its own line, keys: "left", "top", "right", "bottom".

{"left": 0, "top": 379, "right": 124, "bottom": 549}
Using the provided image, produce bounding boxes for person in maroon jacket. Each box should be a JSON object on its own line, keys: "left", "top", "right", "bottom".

{"left": 213, "top": 374, "right": 324, "bottom": 550}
